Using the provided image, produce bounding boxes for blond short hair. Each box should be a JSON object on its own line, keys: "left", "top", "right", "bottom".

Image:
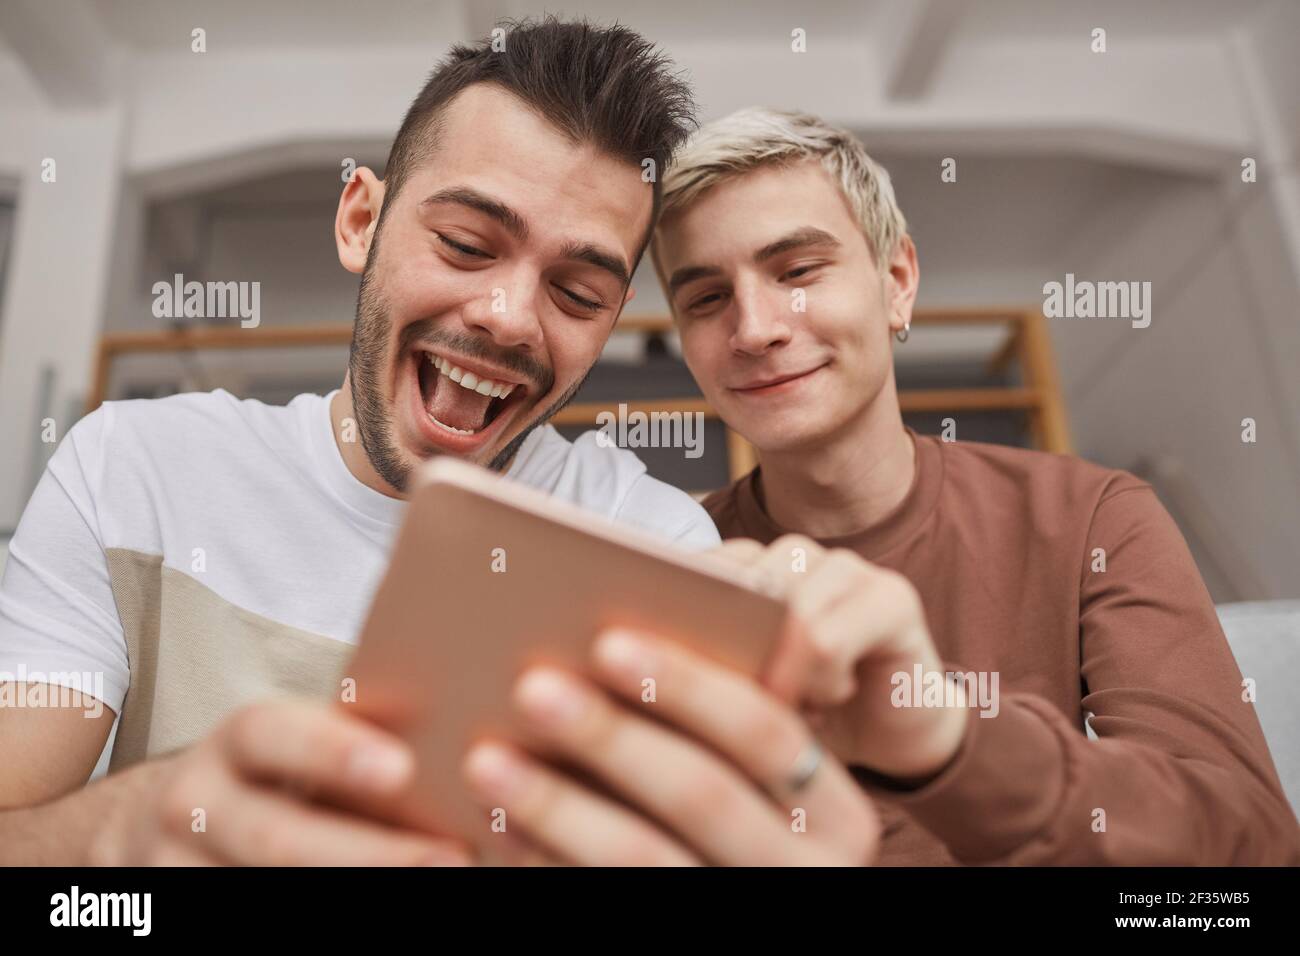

{"left": 655, "top": 107, "right": 907, "bottom": 267}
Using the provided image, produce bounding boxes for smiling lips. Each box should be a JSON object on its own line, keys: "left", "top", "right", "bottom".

{"left": 730, "top": 362, "right": 828, "bottom": 395}
{"left": 416, "top": 350, "right": 527, "bottom": 438}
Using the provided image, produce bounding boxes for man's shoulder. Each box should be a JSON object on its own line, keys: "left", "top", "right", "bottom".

{"left": 933, "top": 435, "right": 1149, "bottom": 506}
{"left": 88, "top": 389, "right": 318, "bottom": 457}
{"left": 695, "top": 439, "right": 1149, "bottom": 543}
{"left": 699, "top": 473, "right": 750, "bottom": 540}
{"left": 46, "top": 390, "right": 337, "bottom": 560}
{"left": 523, "top": 426, "right": 720, "bottom": 550}
{"left": 101, "top": 388, "right": 311, "bottom": 435}
{"left": 65, "top": 389, "right": 322, "bottom": 498}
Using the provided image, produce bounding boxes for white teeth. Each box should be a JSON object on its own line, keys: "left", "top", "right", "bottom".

{"left": 423, "top": 352, "right": 518, "bottom": 401}
{"left": 430, "top": 416, "right": 477, "bottom": 436}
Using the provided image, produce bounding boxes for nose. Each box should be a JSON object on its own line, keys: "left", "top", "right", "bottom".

{"left": 462, "top": 267, "right": 546, "bottom": 353}
{"left": 729, "top": 277, "right": 793, "bottom": 356}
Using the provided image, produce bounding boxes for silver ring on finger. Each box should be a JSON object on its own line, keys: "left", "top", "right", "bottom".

{"left": 774, "top": 739, "right": 823, "bottom": 802}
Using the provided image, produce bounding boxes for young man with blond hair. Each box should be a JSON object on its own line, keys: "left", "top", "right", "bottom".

{"left": 651, "top": 107, "right": 1300, "bottom": 865}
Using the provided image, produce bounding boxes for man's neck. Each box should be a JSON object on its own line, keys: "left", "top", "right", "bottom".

{"left": 754, "top": 386, "right": 915, "bottom": 540}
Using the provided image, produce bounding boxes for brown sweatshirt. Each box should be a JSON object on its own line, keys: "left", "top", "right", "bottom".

{"left": 703, "top": 430, "right": 1300, "bottom": 865}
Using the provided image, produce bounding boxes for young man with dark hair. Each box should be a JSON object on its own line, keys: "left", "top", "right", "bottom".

{"left": 0, "top": 22, "right": 881, "bottom": 866}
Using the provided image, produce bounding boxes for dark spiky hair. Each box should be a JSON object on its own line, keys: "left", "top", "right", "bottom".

{"left": 382, "top": 16, "right": 697, "bottom": 263}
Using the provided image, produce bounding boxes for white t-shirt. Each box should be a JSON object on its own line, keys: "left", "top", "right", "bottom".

{"left": 0, "top": 389, "right": 718, "bottom": 767}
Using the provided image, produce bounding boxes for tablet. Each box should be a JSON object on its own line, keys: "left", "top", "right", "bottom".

{"left": 342, "top": 456, "right": 790, "bottom": 848}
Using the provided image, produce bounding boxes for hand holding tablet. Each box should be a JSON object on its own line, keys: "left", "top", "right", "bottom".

{"left": 343, "top": 457, "right": 798, "bottom": 853}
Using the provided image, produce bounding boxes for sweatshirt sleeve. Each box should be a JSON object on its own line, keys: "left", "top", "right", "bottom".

{"left": 857, "top": 483, "right": 1300, "bottom": 865}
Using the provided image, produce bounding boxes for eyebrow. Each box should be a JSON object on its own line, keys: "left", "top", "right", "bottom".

{"left": 667, "top": 264, "right": 723, "bottom": 296}
{"left": 667, "top": 226, "right": 842, "bottom": 296}
{"left": 420, "top": 187, "right": 630, "bottom": 287}
{"left": 420, "top": 187, "right": 529, "bottom": 241}
{"left": 561, "top": 240, "right": 631, "bottom": 287}
{"left": 754, "top": 226, "right": 841, "bottom": 262}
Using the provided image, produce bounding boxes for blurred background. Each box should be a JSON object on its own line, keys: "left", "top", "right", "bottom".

{"left": 1, "top": 0, "right": 1298, "bottom": 602}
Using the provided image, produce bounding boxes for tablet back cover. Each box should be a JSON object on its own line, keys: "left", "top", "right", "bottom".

{"left": 344, "top": 458, "right": 788, "bottom": 846}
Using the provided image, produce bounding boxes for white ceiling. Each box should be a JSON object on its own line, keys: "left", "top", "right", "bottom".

{"left": 939, "top": 0, "right": 1275, "bottom": 40}
{"left": 85, "top": 0, "right": 1279, "bottom": 50}
{"left": 88, "top": 0, "right": 465, "bottom": 49}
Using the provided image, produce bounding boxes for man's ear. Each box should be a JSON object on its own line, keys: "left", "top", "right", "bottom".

{"left": 336, "top": 167, "right": 386, "bottom": 275}
{"left": 622, "top": 285, "right": 638, "bottom": 308}
{"left": 884, "top": 233, "right": 920, "bottom": 336}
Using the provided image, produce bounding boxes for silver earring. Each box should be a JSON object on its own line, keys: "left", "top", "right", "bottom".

{"left": 895, "top": 321, "right": 910, "bottom": 343}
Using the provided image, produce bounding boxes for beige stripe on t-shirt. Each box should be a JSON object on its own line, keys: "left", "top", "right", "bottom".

{"left": 104, "top": 548, "right": 352, "bottom": 770}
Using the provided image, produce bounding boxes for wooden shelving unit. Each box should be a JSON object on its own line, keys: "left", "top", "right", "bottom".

{"left": 86, "top": 307, "right": 1072, "bottom": 481}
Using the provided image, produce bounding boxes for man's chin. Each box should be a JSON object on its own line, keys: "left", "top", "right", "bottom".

{"left": 735, "top": 416, "right": 839, "bottom": 458}
{"left": 402, "top": 438, "right": 493, "bottom": 471}
{"left": 399, "top": 413, "right": 535, "bottom": 474}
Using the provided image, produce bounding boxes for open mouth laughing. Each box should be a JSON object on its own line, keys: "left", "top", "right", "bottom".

{"left": 410, "top": 349, "right": 532, "bottom": 453}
